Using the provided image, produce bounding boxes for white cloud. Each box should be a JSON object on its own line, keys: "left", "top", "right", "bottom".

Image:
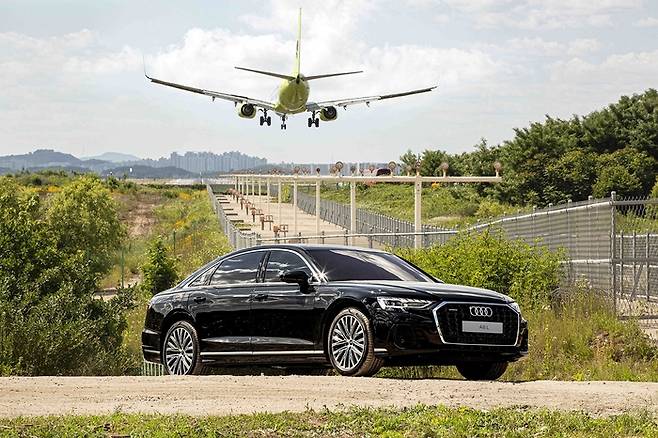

{"left": 502, "top": 37, "right": 600, "bottom": 57}
{"left": 549, "top": 49, "right": 658, "bottom": 93}
{"left": 635, "top": 17, "right": 658, "bottom": 27}
{"left": 414, "top": 0, "right": 641, "bottom": 29}
{"left": 434, "top": 14, "right": 450, "bottom": 24}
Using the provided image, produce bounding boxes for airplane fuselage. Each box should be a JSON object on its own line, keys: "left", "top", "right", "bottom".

{"left": 275, "top": 75, "right": 310, "bottom": 114}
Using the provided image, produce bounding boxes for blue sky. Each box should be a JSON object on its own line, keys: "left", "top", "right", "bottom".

{"left": 1, "top": 0, "right": 657, "bottom": 163}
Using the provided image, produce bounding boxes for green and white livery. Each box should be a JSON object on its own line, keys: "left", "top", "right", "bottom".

{"left": 146, "top": 9, "right": 436, "bottom": 130}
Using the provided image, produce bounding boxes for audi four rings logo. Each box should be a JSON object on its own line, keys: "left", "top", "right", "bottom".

{"left": 469, "top": 306, "right": 493, "bottom": 317}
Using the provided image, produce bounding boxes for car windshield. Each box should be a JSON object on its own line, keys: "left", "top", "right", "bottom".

{"left": 307, "top": 249, "right": 434, "bottom": 282}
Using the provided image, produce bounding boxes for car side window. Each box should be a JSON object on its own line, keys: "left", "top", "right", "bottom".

{"left": 210, "top": 252, "right": 264, "bottom": 286}
{"left": 188, "top": 265, "right": 216, "bottom": 287}
{"left": 264, "top": 250, "right": 312, "bottom": 282}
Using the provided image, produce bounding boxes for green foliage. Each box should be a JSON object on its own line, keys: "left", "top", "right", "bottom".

{"left": 141, "top": 237, "right": 178, "bottom": 295}
{"left": 313, "top": 183, "right": 523, "bottom": 227}
{"left": 396, "top": 231, "right": 562, "bottom": 309}
{"left": 1, "top": 406, "right": 657, "bottom": 437}
{"left": 0, "top": 177, "right": 134, "bottom": 376}
{"left": 399, "top": 149, "right": 420, "bottom": 175}
{"left": 407, "top": 89, "right": 658, "bottom": 206}
{"left": 46, "top": 176, "right": 126, "bottom": 274}
{"left": 506, "top": 289, "right": 658, "bottom": 381}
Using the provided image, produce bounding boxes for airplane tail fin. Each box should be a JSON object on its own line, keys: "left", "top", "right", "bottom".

{"left": 294, "top": 8, "right": 302, "bottom": 76}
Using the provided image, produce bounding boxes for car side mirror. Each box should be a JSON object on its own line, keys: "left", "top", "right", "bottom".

{"left": 280, "top": 270, "right": 312, "bottom": 292}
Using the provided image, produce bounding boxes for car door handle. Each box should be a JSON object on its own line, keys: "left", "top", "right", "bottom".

{"left": 193, "top": 296, "right": 207, "bottom": 303}
{"left": 251, "top": 293, "right": 268, "bottom": 302}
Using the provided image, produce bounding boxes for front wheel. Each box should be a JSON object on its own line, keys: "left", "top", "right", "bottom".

{"left": 327, "top": 308, "right": 383, "bottom": 377}
{"left": 162, "top": 321, "right": 206, "bottom": 375}
{"left": 456, "top": 361, "right": 508, "bottom": 380}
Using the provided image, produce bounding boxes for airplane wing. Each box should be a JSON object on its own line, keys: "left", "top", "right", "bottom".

{"left": 306, "top": 85, "right": 437, "bottom": 111}
{"left": 145, "top": 73, "right": 277, "bottom": 111}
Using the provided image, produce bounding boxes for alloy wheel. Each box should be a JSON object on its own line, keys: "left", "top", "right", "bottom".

{"left": 165, "top": 326, "right": 194, "bottom": 375}
{"left": 330, "top": 313, "right": 366, "bottom": 372}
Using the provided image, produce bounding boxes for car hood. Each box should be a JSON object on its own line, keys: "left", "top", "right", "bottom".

{"left": 330, "top": 280, "right": 512, "bottom": 303}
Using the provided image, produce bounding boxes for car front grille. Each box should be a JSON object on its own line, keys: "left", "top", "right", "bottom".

{"left": 433, "top": 302, "right": 519, "bottom": 346}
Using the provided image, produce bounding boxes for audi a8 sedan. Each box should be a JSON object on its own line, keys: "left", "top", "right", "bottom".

{"left": 142, "top": 245, "right": 528, "bottom": 380}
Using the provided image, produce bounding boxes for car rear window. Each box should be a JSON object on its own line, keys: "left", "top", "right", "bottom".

{"left": 307, "top": 249, "right": 433, "bottom": 282}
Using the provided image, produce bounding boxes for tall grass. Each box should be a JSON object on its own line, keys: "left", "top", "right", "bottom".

{"left": 305, "top": 183, "right": 527, "bottom": 227}
{"left": 118, "top": 188, "right": 231, "bottom": 371}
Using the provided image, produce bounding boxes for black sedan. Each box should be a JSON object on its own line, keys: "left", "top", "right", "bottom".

{"left": 142, "top": 245, "right": 528, "bottom": 380}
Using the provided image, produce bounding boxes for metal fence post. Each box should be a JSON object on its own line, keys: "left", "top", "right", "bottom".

{"left": 647, "top": 231, "right": 650, "bottom": 300}
{"left": 610, "top": 191, "right": 617, "bottom": 314}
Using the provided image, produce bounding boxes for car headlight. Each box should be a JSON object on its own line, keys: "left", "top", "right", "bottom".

{"left": 376, "top": 297, "right": 433, "bottom": 310}
{"left": 508, "top": 301, "right": 521, "bottom": 314}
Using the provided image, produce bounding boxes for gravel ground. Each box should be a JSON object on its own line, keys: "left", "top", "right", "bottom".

{"left": 1, "top": 376, "right": 657, "bottom": 418}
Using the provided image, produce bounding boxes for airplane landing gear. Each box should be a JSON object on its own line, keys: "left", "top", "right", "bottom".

{"left": 307, "top": 112, "right": 320, "bottom": 128}
{"left": 280, "top": 115, "right": 287, "bottom": 130}
{"left": 260, "top": 111, "right": 272, "bottom": 126}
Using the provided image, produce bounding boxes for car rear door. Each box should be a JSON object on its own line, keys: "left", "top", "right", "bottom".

{"left": 250, "top": 249, "right": 321, "bottom": 354}
{"left": 188, "top": 250, "right": 265, "bottom": 356}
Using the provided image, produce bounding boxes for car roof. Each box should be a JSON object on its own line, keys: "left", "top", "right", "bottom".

{"left": 237, "top": 244, "right": 388, "bottom": 253}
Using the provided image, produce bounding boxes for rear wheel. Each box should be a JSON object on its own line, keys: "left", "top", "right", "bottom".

{"left": 456, "top": 361, "right": 508, "bottom": 380}
{"left": 162, "top": 321, "right": 206, "bottom": 375}
{"left": 327, "top": 308, "right": 383, "bottom": 377}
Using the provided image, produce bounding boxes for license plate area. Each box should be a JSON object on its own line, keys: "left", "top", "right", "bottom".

{"left": 461, "top": 320, "right": 503, "bottom": 334}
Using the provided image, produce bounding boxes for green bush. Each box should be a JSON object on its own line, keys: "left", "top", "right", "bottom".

{"left": 396, "top": 230, "right": 563, "bottom": 309}
{"left": 141, "top": 237, "right": 178, "bottom": 295}
{"left": 0, "top": 176, "right": 134, "bottom": 376}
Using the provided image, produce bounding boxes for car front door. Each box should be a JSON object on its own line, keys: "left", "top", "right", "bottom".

{"left": 188, "top": 250, "right": 265, "bottom": 358}
{"left": 250, "top": 249, "right": 321, "bottom": 354}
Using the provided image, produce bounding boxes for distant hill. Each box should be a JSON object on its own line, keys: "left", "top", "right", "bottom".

{"left": 0, "top": 148, "right": 269, "bottom": 178}
{"left": 0, "top": 149, "right": 82, "bottom": 170}
{"left": 82, "top": 152, "right": 141, "bottom": 163}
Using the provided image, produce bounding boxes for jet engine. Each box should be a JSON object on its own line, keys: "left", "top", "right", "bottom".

{"left": 237, "top": 103, "right": 256, "bottom": 119}
{"left": 319, "top": 106, "right": 338, "bottom": 121}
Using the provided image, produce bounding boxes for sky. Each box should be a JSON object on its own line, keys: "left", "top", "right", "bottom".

{"left": 1, "top": 0, "right": 657, "bottom": 163}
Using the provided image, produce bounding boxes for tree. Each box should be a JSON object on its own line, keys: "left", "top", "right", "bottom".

{"left": 46, "top": 175, "right": 125, "bottom": 275}
{"left": 141, "top": 237, "right": 178, "bottom": 295}
{"left": 420, "top": 149, "right": 451, "bottom": 176}
{"left": 399, "top": 149, "right": 420, "bottom": 175}
{"left": 0, "top": 176, "right": 134, "bottom": 376}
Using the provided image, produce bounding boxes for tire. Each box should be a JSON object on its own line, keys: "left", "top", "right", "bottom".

{"left": 327, "top": 308, "right": 383, "bottom": 377}
{"left": 456, "top": 361, "right": 508, "bottom": 381}
{"left": 162, "top": 320, "right": 206, "bottom": 375}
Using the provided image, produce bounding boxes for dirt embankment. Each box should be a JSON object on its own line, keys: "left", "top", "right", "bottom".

{"left": 1, "top": 376, "right": 657, "bottom": 418}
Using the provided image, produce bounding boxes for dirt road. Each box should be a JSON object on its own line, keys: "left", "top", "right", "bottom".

{"left": 1, "top": 376, "right": 657, "bottom": 418}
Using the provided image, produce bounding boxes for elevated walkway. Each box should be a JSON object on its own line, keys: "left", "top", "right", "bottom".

{"left": 216, "top": 191, "right": 380, "bottom": 248}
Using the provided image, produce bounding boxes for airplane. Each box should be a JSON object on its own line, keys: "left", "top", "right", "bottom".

{"left": 145, "top": 9, "right": 437, "bottom": 130}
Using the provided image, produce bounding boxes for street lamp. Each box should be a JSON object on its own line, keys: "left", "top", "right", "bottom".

{"left": 440, "top": 162, "right": 449, "bottom": 178}
{"left": 494, "top": 161, "right": 502, "bottom": 177}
